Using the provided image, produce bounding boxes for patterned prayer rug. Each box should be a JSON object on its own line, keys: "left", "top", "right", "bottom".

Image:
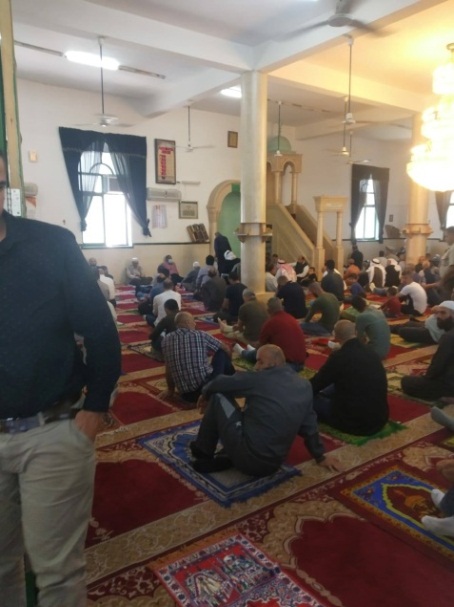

{"left": 127, "top": 341, "right": 156, "bottom": 359}
{"left": 138, "top": 420, "right": 300, "bottom": 507}
{"left": 332, "top": 462, "right": 454, "bottom": 565}
{"left": 318, "top": 419, "right": 407, "bottom": 446}
{"left": 390, "top": 333, "right": 420, "bottom": 348}
{"left": 441, "top": 435, "right": 454, "bottom": 450}
{"left": 234, "top": 356, "right": 318, "bottom": 381}
{"left": 149, "top": 533, "right": 326, "bottom": 607}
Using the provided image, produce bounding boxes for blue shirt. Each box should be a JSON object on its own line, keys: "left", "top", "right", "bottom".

{"left": 162, "top": 328, "right": 222, "bottom": 394}
{"left": 0, "top": 212, "right": 121, "bottom": 418}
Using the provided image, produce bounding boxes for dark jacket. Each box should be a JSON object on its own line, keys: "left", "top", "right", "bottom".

{"left": 311, "top": 338, "right": 389, "bottom": 435}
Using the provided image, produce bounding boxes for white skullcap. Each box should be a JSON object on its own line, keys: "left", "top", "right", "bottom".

{"left": 439, "top": 301, "right": 454, "bottom": 312}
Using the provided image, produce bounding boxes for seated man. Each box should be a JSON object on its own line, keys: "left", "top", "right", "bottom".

{"left": 190, "top": 345, "right": 341, "bottom": 474}
{"left": 146, "top": 278, "right": 182, "bottom": 326}
{"left": 138, "top": 272, "right": 167, "bottom": 315}
{"left": 398, "top": 269, "right": 428, "bottom": 316}
{"left": 157, "top": 254, "right": 183, "bottom": 285}
{"left": 234, "top": 297, "right": 307, "bottom": 372}
{"left": 200, "top": 267, "right": 226, "bottom": 312}
{"left": 401, "top": 301, "right": 454, "bottom": 400}
{"left": 265, "top": 262, "right": 278, "bottom": 292}
{"left": 310, "top": 320, "right": 389, "bottom": 436}
{"left": 276, "top": 275, "right": 307, "bottom": 318}
{"left": 294, "top": 255, "right": 310, "bottom": 283}
{"left": 421, "top": 460, "right": 454, "bottom": 538}
{"left": 219, "top": 289, "right": 268, "bottom": 345}
{"left": 126, "top": 257, "right": 152, "bottom": 295}
{"left": 162, "top": 312, "right": 234, "bottom": 403}
{"left": 214, "top": 272, "right": 247, "bottom": 324}
{"left": 300, "top": 282, "right": 340, "bottom": 336}
{"left": 181, "top": 261, "right": 200, "bottom": 292}
{"left": 343, "top": 258, "right": 361, "bottom": 280}
{"left": 195, "top": 255, "right": 217, "bottom": 294}
{"left": 344, "top": 273, "right": 365, "bottom": 302}
{"left": 321, "top": 259, "right": 345, "bottom": 301}
{"left": 366, "top": 258, "right": 386, "bottom": 289}
{"left": 275, "top": 259, "right": 297, "bottom": 283}
{"left": 380, "top": 286, "right": 402, "bottom": 318}
{"left": 394, "top": 309, "right": 446, "bottom": 345}
{"left": 350, "top": 295, "right": 391, "bottom": 360}
{"left": 99, "top": 265, "right": 116, "bottom": 307}
{"left": 150, "top": 298, "right": 179, "bottom": 360}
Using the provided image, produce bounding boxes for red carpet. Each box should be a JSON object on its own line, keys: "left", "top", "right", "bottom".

{"left": 85, "top": 286, "right": 454, "bottom": 606}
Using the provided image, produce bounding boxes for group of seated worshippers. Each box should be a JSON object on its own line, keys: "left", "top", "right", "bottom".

{"left": 151, "top": 259, "right": 454, "bottom": 540}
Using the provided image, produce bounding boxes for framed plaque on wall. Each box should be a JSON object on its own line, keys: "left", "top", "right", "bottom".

{"left": 155, "top": 139, "right": 176, "bottom": 184}
{"left": 179, "top": 200, "right": 198, "bottom": 219}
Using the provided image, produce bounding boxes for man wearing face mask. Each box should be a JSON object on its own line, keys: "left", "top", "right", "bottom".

{"left": 401, "top": 301, "right": 454, "bottom": 400}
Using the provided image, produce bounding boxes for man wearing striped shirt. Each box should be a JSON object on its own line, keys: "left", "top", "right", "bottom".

{"left": 162, "top": 312, "right": 234, "bottom": 403}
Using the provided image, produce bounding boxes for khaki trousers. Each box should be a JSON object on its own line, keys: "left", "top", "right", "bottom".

{"left": 0, "top": 419, "right": 95, "bottom": 607}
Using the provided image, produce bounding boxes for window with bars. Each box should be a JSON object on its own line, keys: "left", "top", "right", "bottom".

{"left": 446, "top": 191, "right": 454, "bottom": 227}
{"left": 355, "top": 177, "right": 379, "bottom": 240}
{"left": 80, "top": 153, "right": 132, "bottom": 247}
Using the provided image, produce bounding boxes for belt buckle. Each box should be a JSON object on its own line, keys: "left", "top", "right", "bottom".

{"left": 3, "top": 418, "right": 21, "bottom": 434}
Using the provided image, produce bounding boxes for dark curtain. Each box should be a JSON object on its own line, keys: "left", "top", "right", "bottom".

{"left": 350, "top": 164, "right": 389, "bottom": 243}
{"left": 371, "top": 167, "right": 389, "bottom": 244}
{"left": 59, "top": 128, "right": 103, "bottom": 231}
{"left": 104, "top": 133, "right": 150, "bottom": 236}
{"left": 350, "top": 164, "right": 369, "bottom": 241}
{"left": 435, "top": 191, "right": 452, "bottom": 230}
{"left": 59, "top": 127, "right": 150, "bottom": 235}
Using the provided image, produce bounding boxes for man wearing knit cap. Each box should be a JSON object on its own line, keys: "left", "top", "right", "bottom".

{"left": 401, "top": 301, "right": 454, "bottom": 400}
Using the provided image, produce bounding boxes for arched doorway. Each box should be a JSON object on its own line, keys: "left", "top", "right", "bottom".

{"left": 206, "top": 180, "right": 241, "bottom": 255}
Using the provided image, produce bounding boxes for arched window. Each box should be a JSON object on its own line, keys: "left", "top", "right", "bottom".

{"left": 355, "top": 178, "right": 379, "bottom": 240}
{"left": 80, "top": 154, "right": 132, "bottom": 246}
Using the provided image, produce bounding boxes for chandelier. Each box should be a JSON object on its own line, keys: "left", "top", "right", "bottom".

{"left": 407, "top": 43, "right": 454, "bottom": 192}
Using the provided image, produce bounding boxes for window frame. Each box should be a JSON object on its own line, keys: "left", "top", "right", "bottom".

{"left": 355, "top": 177, "right": 379, "bottom": 241}
{"left": 80, "top": 157, "right": 132, "bottom": 248}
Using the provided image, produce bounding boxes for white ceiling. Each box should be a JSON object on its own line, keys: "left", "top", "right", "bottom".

{"left": 7, "top": 0, "right": 454, "bottom": 140}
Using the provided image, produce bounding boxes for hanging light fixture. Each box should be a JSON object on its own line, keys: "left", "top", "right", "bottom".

{"left": 407, "top": 43, "right": 454, "bottom": 192}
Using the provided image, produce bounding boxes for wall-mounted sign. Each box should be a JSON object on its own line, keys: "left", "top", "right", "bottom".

{"left": 155, "top": 139, "right": 176, "bottom": 184}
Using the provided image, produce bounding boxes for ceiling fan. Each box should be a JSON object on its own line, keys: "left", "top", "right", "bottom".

{"left": 286, "top": 0, "right": 382, "bottom": 38}
{"left": 177, "top": 106, "right": 215, "bottom": 152}
{"left": 328, "top": 128, "right": 370, "bottom": 164}
{"left": 77, "top": 37, "right": 132, "bottom": 128}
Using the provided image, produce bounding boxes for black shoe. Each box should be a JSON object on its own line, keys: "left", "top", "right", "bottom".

{"left": 189, "top": 441, "right": 212, "bottom": 460}
{"left": 192, "top": 455, "right": 233, "bottom": 473}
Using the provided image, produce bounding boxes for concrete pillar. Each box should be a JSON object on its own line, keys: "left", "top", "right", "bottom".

{"left": 335, "top": 211, "right": 344, "bottom": 269}
{"left": 314, "top": 210, "right": 325, "bottom": 277}
{"left": 238, "top": 71, "right": 268, "bottom": 294}
{"left": 403, "top": 114, "right": 432, "bottom": 262}
{"left": 290, "top": 170, "right": 298, "bottom": 214}
{"left": 0, "top": 0, "right": 25, "bottom": 213}
{"left": 274, "top": 171, "right": 282, "bottom": 205}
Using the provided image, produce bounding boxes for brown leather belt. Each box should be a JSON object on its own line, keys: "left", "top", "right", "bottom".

{"left": 0, "top": 396, "right": 82, "bottom": 434}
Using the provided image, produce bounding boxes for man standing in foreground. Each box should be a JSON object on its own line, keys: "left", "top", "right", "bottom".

{"left": 0, "top": 151, "right": 122, "bottom": 606}
{"left": 191, "top": 345, "right": 341, "bottom": 475}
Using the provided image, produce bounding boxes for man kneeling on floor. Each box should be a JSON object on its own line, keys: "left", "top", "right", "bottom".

{"left": 190, "top": 345, "right": 341, "bottom": 475}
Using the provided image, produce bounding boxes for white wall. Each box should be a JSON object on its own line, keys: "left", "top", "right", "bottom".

{"left": 16, "top": 78, "right": 444, "bottom": 279}
{"left": 17, "top": 79, "right": 241, "bottom": 278}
